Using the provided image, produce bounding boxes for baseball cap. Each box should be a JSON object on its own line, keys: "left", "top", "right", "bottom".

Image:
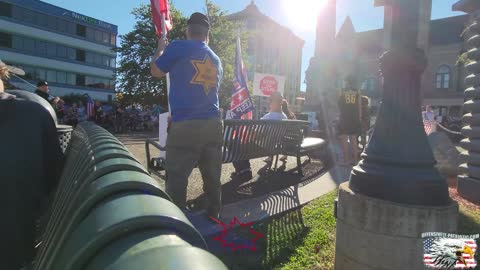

{"left": 37, "top": 81, "right": 48, "bottom": 87}
{"left": 187, "top": 12, "right": 210, "bottom": 29}
{"left": 0, "top": 59, "right": 25, "bottom": 76}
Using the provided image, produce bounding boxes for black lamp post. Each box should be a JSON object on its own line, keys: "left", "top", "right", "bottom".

{"left": 349, "top": 0, "right": 450, "bottom": 206}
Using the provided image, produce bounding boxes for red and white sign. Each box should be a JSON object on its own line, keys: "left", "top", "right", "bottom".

{"left": 253, "top": 73, "right": 286, "bottom": 97}
{"left": 260, "top": 76, "right": 278, "bottom": 96}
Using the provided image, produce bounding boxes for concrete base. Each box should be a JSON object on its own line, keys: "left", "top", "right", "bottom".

{"left": 458, "top": 175, "right": 480, "bottom": 204}
{"left": 334, "top": 182, "right": 459, "bottom": 270}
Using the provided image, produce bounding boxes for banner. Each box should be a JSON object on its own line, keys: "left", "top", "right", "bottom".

{"left": 230, "top": 36, "right": 254, "bottom": 119}
{"left": 253, "top": 73, "right": 286, "bottom": 97}
{"left": 158, "top": 112, "right": 169, "bottom": 159}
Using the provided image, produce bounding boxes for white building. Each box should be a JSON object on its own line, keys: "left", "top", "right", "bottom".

{"left": 0, "top": 0, "right": 117, "bottom": 101}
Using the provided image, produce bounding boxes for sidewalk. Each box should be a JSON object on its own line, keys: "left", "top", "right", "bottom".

{"left": 187, "top": 165, "right": 351, "bottom": 237}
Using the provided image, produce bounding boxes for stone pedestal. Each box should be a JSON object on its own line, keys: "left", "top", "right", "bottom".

{"left": 458, "top": 175, "right": 480, "bottom": 203}
{"left": 334, "top": 183, "right": 459, "bottom": 270}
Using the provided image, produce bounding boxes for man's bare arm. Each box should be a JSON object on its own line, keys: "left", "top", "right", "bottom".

{"left": 150, "top": 38, "right": 167, "bottom": 78}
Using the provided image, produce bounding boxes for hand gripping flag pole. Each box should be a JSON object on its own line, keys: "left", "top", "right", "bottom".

{"left": 151, "top": 0, "right": 172, "bottom": 162}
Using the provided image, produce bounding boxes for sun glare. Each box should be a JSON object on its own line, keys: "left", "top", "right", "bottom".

{"left": 283, "top": 0, "right": 328, "bottom": 32}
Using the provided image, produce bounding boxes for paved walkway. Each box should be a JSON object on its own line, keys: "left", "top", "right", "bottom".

{"left": 187, "top": 165, "right": 350, "bottom": 236}
{"left": 117, "top": 132, "right": 351, "bottom": 236}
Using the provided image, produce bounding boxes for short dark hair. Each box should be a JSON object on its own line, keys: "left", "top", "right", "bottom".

{"left": 187, "top": 24, "right": 209, "bottom": 39}
{"left": 37, "top": 81, "right": 48, "bottom": 87}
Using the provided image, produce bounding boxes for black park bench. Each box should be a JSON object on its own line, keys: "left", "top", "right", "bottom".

{"left": 31, "top": 122, "right": 227, "bottom": 270}
{"left": 146, "top": 119, "right": 330, "bottom": 176}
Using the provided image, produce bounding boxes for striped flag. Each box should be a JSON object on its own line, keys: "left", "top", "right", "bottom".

{"left": 230, "top": 36, "right": 254, "bottom": 119}
{"left": 424, "top": 238, "right": 477, "bottom": 269}
{"left": 150, "top": 0, "right": 172, "bottom": 37}
{"left": 424, "top": 119, "right": 433, "bottom": 135}
{"left": 86, "top": 95, "right": 95, "bottom": 120}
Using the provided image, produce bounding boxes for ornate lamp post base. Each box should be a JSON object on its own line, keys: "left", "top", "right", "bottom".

{"left": 349, "top": 49, "right": 450, "bottom": 206}
{"left": 335, "top": 1, "right": 458, "bottom": 269}
{"left": 350, "top": 162, "right": 449, "bottom": 206}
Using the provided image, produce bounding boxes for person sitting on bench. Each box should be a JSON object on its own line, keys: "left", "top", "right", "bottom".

{"left": 231, "top": 92, "right": 288, "bottom": 182}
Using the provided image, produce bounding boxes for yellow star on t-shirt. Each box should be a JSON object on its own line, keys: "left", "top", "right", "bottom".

{"left": 190, "top": 55, "right": 218, "bottom": 95}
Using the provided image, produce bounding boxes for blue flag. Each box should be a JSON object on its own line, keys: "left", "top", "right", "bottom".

{"left": 230, "top": 36, "right": 254, "bottom": 119}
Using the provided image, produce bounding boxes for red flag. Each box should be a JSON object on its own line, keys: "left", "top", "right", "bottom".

{"left": 151, "top": 0, "right": 173, "bottom": 37}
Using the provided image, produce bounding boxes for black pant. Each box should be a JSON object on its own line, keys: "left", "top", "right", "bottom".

{"left": 233, "top": 160, "right": 251, "bottom": 173}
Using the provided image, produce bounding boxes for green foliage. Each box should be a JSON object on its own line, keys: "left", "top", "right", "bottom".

{"left": 456, "top": 52, "right": 473, "bottom": 67}
{"left": 115, "top": 3, "right": 186, "bottom": 106}
{"left": 276, "top": 191, "right": 337, "bottom": 270}
{"left": 205, "top": 0, "right": 249, "bottom": 108}
{"left": 115, "top": 1, "right": 249, "bottom": 109}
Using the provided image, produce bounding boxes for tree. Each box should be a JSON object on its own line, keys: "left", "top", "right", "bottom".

{"left": 115, "top": 1, "right": 249, "bottom": 109}
{"left": 204, "top": 0, "right": 249, "bottom": 109}
{"left": 115, "top": 4, "right": 187, "bottom": 106}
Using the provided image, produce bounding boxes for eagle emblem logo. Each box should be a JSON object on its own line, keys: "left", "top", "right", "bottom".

{"left": 423, "top": 233, "right": 478, "bottom": 269}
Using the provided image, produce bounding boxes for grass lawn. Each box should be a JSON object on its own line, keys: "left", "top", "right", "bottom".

{"left": 213, "top": 190, "right": 480, "bottom": 270}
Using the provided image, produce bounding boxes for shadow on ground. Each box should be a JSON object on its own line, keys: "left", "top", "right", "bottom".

{"left": 115, "top": 131, "right": 158, "bottom": 145}
{"left": 187, "top": 159, "right": 328, "bottom": 210}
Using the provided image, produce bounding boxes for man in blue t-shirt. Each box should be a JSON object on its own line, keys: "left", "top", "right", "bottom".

{"left": 151, "top": 12, "right": 223, "bottom": 219}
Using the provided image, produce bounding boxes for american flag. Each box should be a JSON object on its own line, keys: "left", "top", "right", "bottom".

{"left": 424, "top": 119, "right": 434, "bottom": 135}
{"left": 424, "top": 238, "right": 477, "bottom": 269}
{"left": 230, "top": 36, "right": 254, "bottom": 120}
{"left": 150, "top": 0, "right": 172, "bottom": 37}
{"left": 86, "top": 95, "right": 95, "bottom": 120}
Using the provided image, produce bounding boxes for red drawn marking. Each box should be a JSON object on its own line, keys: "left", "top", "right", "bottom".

{"left": 210, "top": 216, "right": 264, "bottom": 252}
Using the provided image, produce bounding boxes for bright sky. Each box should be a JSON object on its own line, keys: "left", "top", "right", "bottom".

{"left": 43, "top": 0, "right": 464, "bottom": 91}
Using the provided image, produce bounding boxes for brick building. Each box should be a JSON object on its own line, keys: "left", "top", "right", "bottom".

{"left": 308, "top": 0, "right": 468, "bottom": 119}
{"left": 228, "top": 1, "right": 305, "bottom": 116}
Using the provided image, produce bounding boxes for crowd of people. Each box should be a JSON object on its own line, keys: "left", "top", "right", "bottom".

{"left": 57, "top": 102, "right": 163, "bottom": 133}
{"left": 33, "top": 80, "right": 165, "bottom": 133}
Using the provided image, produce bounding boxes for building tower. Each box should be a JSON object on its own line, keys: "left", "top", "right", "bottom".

{"left": 335, "top": 16, "right": 358, "bottom": 88}
{"left": 315, "top": 0, "right": 337, "bottom": 58}
{"left": 305, "top": 0, "right": 337, "bottom": 103}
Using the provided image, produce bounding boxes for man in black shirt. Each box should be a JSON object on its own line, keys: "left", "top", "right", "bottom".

{"left": 337, "top": 76, "right": 362, "bottom": 165}
{"left": 35, "top": 81, "right": 63, "bottom": 106}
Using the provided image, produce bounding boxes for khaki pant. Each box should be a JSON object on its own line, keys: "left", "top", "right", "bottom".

{"left": 166, "top": 118, "right": 223, "bottom": 212}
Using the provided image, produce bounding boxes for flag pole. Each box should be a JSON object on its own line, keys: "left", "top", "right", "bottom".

{"left": 161, "top": 13, "right": 171, "bottom": 116}
{"left": 157, "top": 12, "right": 170, "bottom": 162}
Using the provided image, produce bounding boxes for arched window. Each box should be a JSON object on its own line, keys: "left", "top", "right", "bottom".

{"left": 435, "top": 65, "right": 451, "bottom": 89}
